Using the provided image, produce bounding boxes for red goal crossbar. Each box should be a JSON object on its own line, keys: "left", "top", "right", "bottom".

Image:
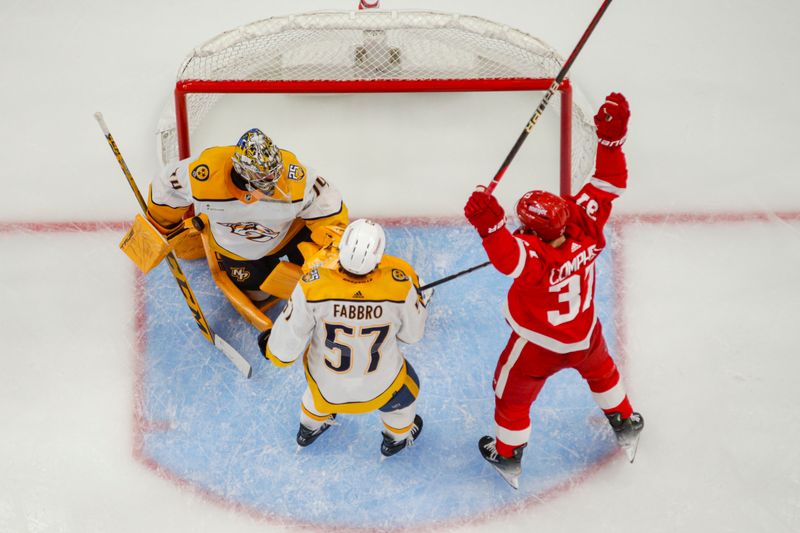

{"left": 174, "top": 78, "right": 575, "bottom": 195}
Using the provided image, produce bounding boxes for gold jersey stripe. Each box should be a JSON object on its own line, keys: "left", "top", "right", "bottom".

{"left": 302, "top": 262, "right": 415, "bottom": 303}
{"left": 264, "top": 346, "right": 294, "bottom": 368}
{"left": 304, "top": 298, "right": 407, "bottom": 304}
{"left": 404, "top": 373, "right": 420, "bottom": 399}
{"left": 187, "top": 146, "right": 309, "bottom": 204}
{"left": 301, "top": 403, "right": 332, "bottom": 422}
{"left": 383, "top": 419, "right": 415, "bottom": 434}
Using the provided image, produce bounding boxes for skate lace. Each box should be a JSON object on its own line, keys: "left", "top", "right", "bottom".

{"left": 403, "top": 422, "right": 422, "bottom": 447}
{"left": 482, "top": 439, "right": 499, "bottom": 461}
{"left": 322, "top": 418, "right": 340, "bottom": 430}
{"left": 388, "top": 421, "right": 420, "bottom": 449}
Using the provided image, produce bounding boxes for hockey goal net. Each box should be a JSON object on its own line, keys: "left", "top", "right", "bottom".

{"left": 156, "top": 10, "right": 597, "bottom": 195}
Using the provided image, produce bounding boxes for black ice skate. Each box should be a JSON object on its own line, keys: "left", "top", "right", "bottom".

{"left": 380, "top": 415, "right": 423, "bottom": 457}
{"left": 607, "top": 412, "right": 644, "bottom": 463}
{"left": 478, "top": 436, "right": 525, "bottom": 490}
{"left": 296, "top": 414, "right": 336, "bottom": 447}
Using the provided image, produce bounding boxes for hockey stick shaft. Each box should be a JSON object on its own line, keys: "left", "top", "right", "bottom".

{"left": 95, "top": 112, "right": 252, "bottom": 378}
{"left": 419, "top": 261, "right": 491, "bottom": 292}
{"left": 486, "top": 0, "right": 613, "bottom": 194}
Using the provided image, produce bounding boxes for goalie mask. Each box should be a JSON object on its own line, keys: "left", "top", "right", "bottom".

{"left": 231, "top": 128, "right": 284, "bottom": 194}
{"left": 339, "top": 219, "right": 386, "bottom": 275}
{"left": 516, "top": 190, "right": 570, "bottom": 242}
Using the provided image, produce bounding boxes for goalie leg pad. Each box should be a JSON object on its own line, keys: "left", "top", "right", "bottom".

{"left": 193, "top": 214, "right": 273, "bottom": 331}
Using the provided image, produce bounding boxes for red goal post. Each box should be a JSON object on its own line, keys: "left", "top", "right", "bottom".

{"left": 157, "top": 10, "right": 596, "bottom": 196}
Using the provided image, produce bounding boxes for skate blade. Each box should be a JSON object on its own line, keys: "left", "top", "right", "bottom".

{"left": 492, "top": 465, "right": 520, "bottom": 490}
{"left": 620, "top": 434, "right": 641, "bottom": 463}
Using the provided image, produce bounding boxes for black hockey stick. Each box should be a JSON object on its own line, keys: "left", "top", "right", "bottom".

{"left": 486, "top": 0, "right": 613, "bottom": 193}
{"left": 421, "top": 2, "right": 614, "bottom": 292}
{"left": 419, "top": 260, "right": 491, "bottom": 292}
{"left": 95, "top": 112, "right": 252, "bottom": 378}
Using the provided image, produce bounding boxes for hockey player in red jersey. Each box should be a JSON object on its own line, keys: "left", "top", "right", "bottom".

{"left": 464, "top": 93, "right": 643, "bottom": 489}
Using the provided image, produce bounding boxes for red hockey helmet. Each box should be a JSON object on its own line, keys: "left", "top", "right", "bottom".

{"left": 515, "top": 190, "right": 570, "bottom": 241}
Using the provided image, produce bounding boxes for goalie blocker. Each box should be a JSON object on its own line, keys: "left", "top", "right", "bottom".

{"left": 119, "top": 214, "right": 203, "bottom": 273}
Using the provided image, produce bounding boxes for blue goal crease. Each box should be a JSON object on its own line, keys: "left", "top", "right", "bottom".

{"left": 139, "top": 223, "right": 620, "bottom": 529}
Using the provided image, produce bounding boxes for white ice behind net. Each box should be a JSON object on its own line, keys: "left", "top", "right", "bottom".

{"left": 156, "top": 10, "right": 597, "bottom": 186}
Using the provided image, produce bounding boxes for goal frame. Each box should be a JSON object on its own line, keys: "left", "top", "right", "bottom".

{"left": 163, "top": 8, "right": 599, "bottom": 197}
{"left": 174, "top": 78, "right": 575, "bottom": 195}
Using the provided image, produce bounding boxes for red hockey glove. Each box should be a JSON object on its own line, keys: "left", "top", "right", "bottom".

{"left": 594, "top": 92, "right": 630, "bottom": 147}
{"left": 464, "top": 187, "right": 505, "bottom": 238}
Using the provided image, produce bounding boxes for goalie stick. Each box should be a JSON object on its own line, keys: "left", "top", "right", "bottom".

{"left": 95, "top": 112, "right": 252, "bottom": 379}
{"left": 486, "top": 0, "right": 613, "bottom": 193}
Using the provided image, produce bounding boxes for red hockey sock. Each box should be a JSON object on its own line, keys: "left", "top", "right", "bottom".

{"left": 495, "top": 438, "right": 520, "bottom": 458}
{"left": 602, "top": 396, "right": 633, "bottom": 419}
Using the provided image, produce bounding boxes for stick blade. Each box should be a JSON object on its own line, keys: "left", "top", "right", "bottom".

{"left": 213, "top": 334, "right": 253, "bottom": 378}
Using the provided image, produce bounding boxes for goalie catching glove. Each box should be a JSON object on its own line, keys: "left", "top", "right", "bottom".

{"left": 298, "top": 224, "right": 347, "bottom": 273}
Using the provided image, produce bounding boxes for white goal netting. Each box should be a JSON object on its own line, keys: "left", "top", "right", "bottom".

{"left": 156, "top": 10, "right": 597, "bottom": 190}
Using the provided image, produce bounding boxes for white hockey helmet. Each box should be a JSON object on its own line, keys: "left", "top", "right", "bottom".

{"left": 231, "top": 128, "right": 283, "bottom": 193}
{"left": 338, "top": 219, "right": 386, "bottom": 275}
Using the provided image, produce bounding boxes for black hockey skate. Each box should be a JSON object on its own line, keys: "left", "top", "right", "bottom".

{"left": 296, "top": 414, "right": 336, "bottom": 447}
{"left": 380, "top": 415, "right": 423, "bottom": 457}
{"left": 478, "top": 436, "right": 525, "bottom": 490}
{"left": 607, "top": 412, "right": 644, "bottom": 463}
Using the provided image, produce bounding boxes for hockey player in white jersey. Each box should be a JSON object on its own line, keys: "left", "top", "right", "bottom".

{"left": 259, "top": 219, "right": 429, "bottom": 456}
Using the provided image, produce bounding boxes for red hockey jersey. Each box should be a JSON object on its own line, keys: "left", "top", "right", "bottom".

{"left": 481, "top": 145, "right": 627, "bottom": 353}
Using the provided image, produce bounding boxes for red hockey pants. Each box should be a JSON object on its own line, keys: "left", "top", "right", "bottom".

{"left": 491, "top": 323, "right": 632, "bottom": 457}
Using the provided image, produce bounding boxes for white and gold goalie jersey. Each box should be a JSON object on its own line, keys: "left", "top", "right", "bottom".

{"left": 147, "top": 146, "right": 347, "bottom": 260}
{"left": 265, "top": 256, "right": 428, "bottom": 414}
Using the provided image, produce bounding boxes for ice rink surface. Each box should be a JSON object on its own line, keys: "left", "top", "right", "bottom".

{"left": 2, "top": 1, "right": 800, "bottom": 532}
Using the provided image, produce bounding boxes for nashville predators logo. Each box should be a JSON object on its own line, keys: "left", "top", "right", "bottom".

{"left": 229, "top": 267, "right": 251, "bottom": 283}
{"left": 391, "top": 269, "right": 408, "bottom": 282}
{"left": 191, "top": 164, "right": 210, "bottom": 181}
{"left": 218, "top": 222, "right": 279, "bottom": 242}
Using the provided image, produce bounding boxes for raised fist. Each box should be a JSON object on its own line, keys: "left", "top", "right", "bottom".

{"left": 594, "top": 92, "right": 630, "bottom": 146}
{"left": 465, "top": 187, "right": 505, "bottom": 238}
